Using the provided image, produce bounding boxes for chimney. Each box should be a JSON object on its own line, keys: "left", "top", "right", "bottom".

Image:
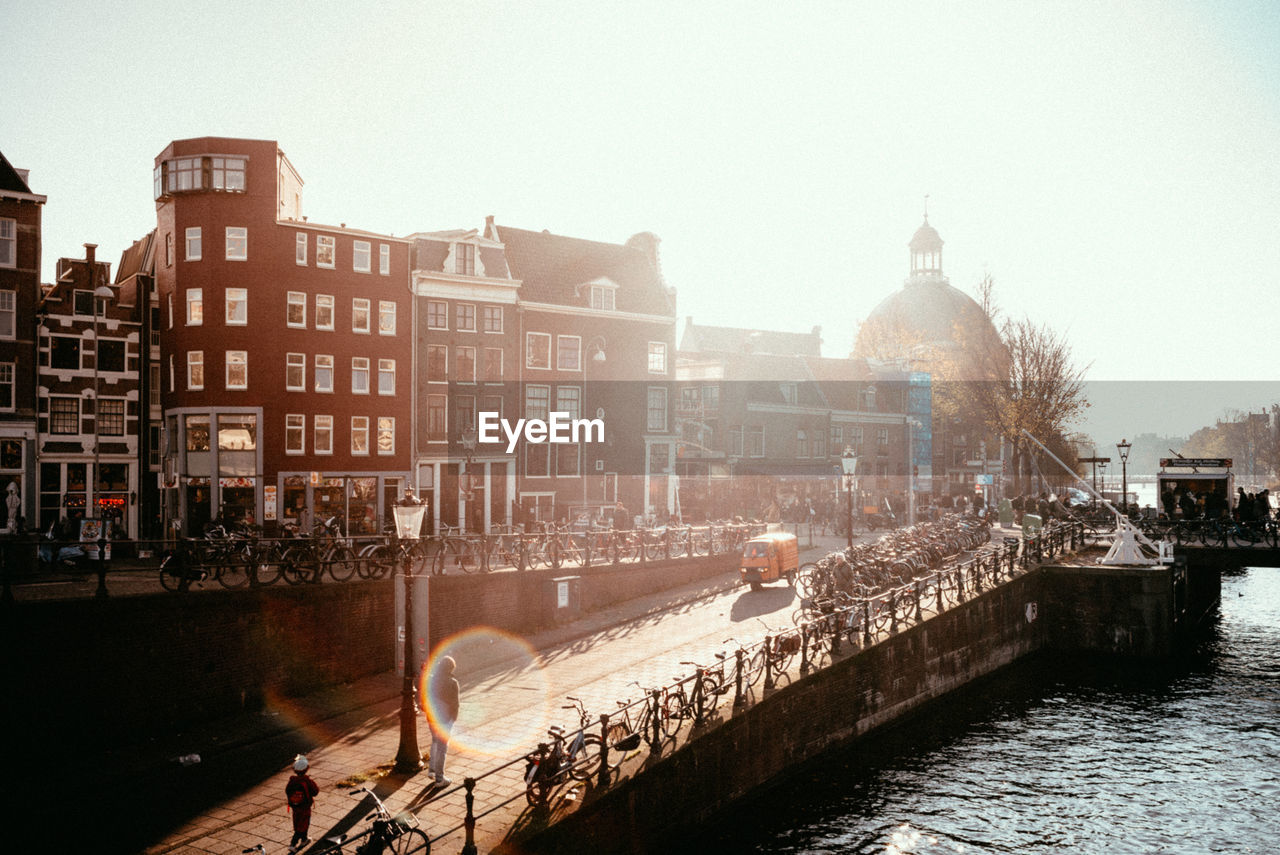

{"left": 84, "top": 243, "right": 97, "bottom": 267}
{"left": 625, "top": 232, "right": 661, "bottom": 272}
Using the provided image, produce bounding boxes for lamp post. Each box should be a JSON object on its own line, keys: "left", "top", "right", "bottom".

{"left": 460, "top": 427, "right": 477, "bottom": 532}
{"left": 392, "top": 490, "right": 428, "bottom": 773}
{"left": 905, "top": 417, "right": 922, "bottom": 525}
{"left": 583, "top": 339, "right": 606, "bottom": 518}
{"left": 1117, "top": 438, "right": 1132, "bottom": 517}
{"left": 841, "top": 446, "right": 858, "bottom": 548}
{"left": 92, "top": 280, "right": 115, "bottom": 565}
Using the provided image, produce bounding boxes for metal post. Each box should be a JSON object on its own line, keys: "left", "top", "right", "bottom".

{"left": 95, "top": 535, "right": 109, "bottom": 599}
{"left": 763, "top": 636, "right": 774, "bottom": 690}
{"left": 598, "top": 713, "right": 612, "bottom": 787}
{"left": 733, "top": 648, "right": 745, "bottom": 709}
{"left": 462, "top": 777, "right": 477, "bottom": 855}
{"left": 394, "top": 545, "right": 423, "bottom": 773}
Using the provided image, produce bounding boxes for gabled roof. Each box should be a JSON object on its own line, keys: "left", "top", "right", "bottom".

{"left": 408, "top": 230, "right": 512, "bottom": 280}
{"left": 680, "top": 318, "right": 822, "bottom": 357}
{"left": 115, "top": 231, "right": 156, "bottom": 282}
{"left": 0, "top": 150, "right": 33, "bottom": 194}
{"left": 488, "top": 223, "right": 674, "bottom": 316}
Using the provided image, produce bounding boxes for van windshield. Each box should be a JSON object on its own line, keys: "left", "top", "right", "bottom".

{"left": 745, "top": 542, "right": 771, "bottom": 559}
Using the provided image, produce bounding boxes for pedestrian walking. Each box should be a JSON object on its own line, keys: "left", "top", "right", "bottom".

{"left": 285, "top": 754, "right": 319, "bottom": 851}
{"left": 427, "top": 655, "right": 460, "bottom": 786}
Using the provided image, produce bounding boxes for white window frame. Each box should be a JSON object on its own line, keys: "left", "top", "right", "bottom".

{"left": 225, "top": 288, "right": 247, "bottom": 326}
{"left": 352, "top": 357, "right": 370, "bottom": 394}
{"left": 377, "top": 417, "right": 394, "bottom": 454}
{"left": 0, "top": 361, "right": 14, "bottom": 410}
{"left": 285, "top": 414, "right": 305, "bottom": 454}
{"left": 187, "top": 350, "right": 204, "bottom": 390}
{"left": 379, "top": 244, "right": 390, "bottom": 275}
{"left": 526, "top": 332, "right": 551, "bottom": 370}
{"left": 351, "top": 416, "right": 370, "bottom": 455}
{"left": 557, "top": 335, "right": 582, "bottom": 372}
{"left": 226, "top": 350, "right": 248, "bottom": 390}
{"left": 353, "top": 240, "right": 371, "bottom": 273}
{"left": 589, "top": 284, "right": 616, "bottom": 311}
{"left": 378, "top": 359, "right": 395, "bottom": 395}
{"left": 0, "top": 291, "right": 15, "bottom": 340}
{"left": 316, "top": 235, "right": 335, "bottom": 269}
{"left": 455, "top": 346, "right": 476, "bottom": 383}
{"left": 185, "top": 227, "right": 202, "bottom": 261}
{"left": 286, "top": 353, "right": 305, "bottom": 391}
{"left": 315, "top": 294, "right": 334, "bottom": 330}
{"left": 483, "top": 347, "right": 503, "bottom": 383}
{"left": 648, "top": 341, "right": 667, "bottom": 375}
{"left": 186, "top": 288, "right": 203, "bottom": 325}
{"left": 315, "top": 354, "right": 334, "bottom": 393}
{"left": 49, "top": 396, "right": 80, "bottom": 434}
{"left": 0, "top": 218, "right": 15, "bottom": 269}
{"left": 426, "top": 300, "right": 447, "bottom": 330}
{"left": 456, "top": 302, "right": 476, "bottom": 332}
{"left": 352, "top": 298, "right": 370, "bottom": 334}
{"left": 225, "top": 226, "right": 247, "bottom": 261}
{"left": 286, "top": 291, "right": 306, "bottom": 328}
{"left": 647, "top": 386, "right": 668, "bottom": 432}
{"left": 296, "top": 233, "right": 307, "bottom": 265}
{"left": 426, "top": 344, "right": 447, "bottom": 383}
{"left": 378, "top": 300, "right": 396, "bottom": 335}
{"left": 482, "top": 305, "right": 503, "bottom": 334}
{"left": 314, "top": 415, "right": 333, "bottom": 455}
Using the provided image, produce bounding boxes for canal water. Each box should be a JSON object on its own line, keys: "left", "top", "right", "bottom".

{"left": 694, "top": 568, "right": 1280, "bottom": 854}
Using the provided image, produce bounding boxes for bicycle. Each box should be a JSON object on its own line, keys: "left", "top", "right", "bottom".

{"left": 312, "top": 787, "right": 429, "bottom": 854}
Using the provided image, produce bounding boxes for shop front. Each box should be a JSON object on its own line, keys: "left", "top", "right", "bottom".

{"left": 273, "top": 472, "right": 407, "bottom": 537}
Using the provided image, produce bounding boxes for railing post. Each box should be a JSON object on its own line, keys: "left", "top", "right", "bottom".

{"left": 889, "top": 590, "right": 899, "bottom": 632}
{"left": 583, "top": 533, "right": 592, "bottom": 568}
{"left": 462, "top": 777, "right": 478, "bottom": 855}
{"left": 733, "top": 648, "right": 745, "bottom": 709}
{"left": 95, "top": 535, "right": 109, "bottom": 599}
{"left": 800, "top": 623, "right": 810, "bottom": 674}
{"left": 517, "top": 535, "right": 527, "bottom": 572}
{"left": 913, "top": 581, "right": 924, "bottom": 623}
{"left": 763, "top": 636, "right": 774, "bottom": 690}
{"left": 863, "top": 601, "right": 873, "bottom": 646}
{"left": 663, "top": 528, "right": 671, "bottom": 561}
{"left": 597, "top": 713, "right": 611, "bottom": 787}
{"left": 936, "top": 572, "right": 945, "bottom": 614}
{"left": 550, "top": 532, "right": 561, "bottom": 570}
{"left": 830, "top": 611, "right": 842, "bottom": 655}
{"left": 648, "top": 690, "right": 662, "bottom": 749}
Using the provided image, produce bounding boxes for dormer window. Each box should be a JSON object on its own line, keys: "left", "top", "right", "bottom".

{"left": 455, "top": 243, "right": 476, "bottom": 275}
{"left": 154, "top": 155, "right": 247, "bottom": 198}
{"left": 589, "top": 284, "right": 616, "bottom": 311}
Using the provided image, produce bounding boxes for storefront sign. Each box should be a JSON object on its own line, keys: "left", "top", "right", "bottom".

{"left": 1160, "top": 458, "right": 1232, "bottom": 468}
{"left": 264, "top": 485, "right": 277, "bottom": 521}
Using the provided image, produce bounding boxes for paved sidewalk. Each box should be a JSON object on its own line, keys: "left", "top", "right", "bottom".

{"left": 116, "top": 534, "right": 864, "bottom": 855}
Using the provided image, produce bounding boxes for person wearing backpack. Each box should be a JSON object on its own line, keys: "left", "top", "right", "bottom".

{"left": 285, "top": 754, "right": 319, "bottom": 851}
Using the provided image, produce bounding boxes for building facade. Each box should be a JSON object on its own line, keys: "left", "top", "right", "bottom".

{"left": 152, "top": 138, "right": 413, "bottom": 536}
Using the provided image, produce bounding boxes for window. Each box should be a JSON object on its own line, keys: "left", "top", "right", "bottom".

{"left": 455, "top": 346, "right": 475, "bottom": 383}
{"left": 378, "top": 300, "right": 396, "bottom": 335}
{"left": 186, "top": 288, "right": 203, "bottom": 325}
{"left": 797, "top": 429, "right": 809, "bottom": 459}
{"left": 426, "top": 300, "right": 447, "bottom": 329}
{"left": 780, "top": 382, "right": 797, "bottom": 404}
{"left": 525, "top": 385, "right": 550, "bottom": 421}
{"left": 0, "top": 362, "right": 13, "bottom": 409}
{"left": 703, "top": 385, "right": 719, "bottom": 410}
{"left": 185, "top": 414, "right": 211, "bottom": 451}
{"left": 226, "top": 350, "right": 247, "bottom": 389}
{"left": 286, "top": 292, "right": 306, "bottom": 327}
{"left": 315, "top": 354, "right": 334, "bottom": 392}
{"left": 851, "top": 426, "right": 864, "bottom": 446}
{"left": 286, "top": 414, "right": 305, "bottom": 454}
{"left": 877, "top": 428, "right": 889, "bottom": 446}
{"left": 728, "top": 427, "right": 744, "bottom": 457}
{"left": 167, "top": 294, "right": 173, "bottom": 329}
{"left": 167, "top": 157, "right": 200, "bottom": 192}
{"left": 426, "top": 395, "right": 447, "bottom": 441}
{"left": 455, "top": 242, "right": 475, "bottom": 275}
{"left": 218, "top": 413, "right": 256, "bottom": 450}
{"left": 352, "top": 298, "right": 370, "bottom": 333}
{"left": 455, "top": 395, "right": 476, "bottom": 434}
{"left": 813, "top": 429, "right": 826, "bottom": 459}
{"left": 556, "top": 443, "right": 580, "bottom": 477}
{"left": 0, "top": 218, "right": 14, "bottom": 268}
{"left": 316, "top": 235, "right": 335, "bottom": 268}
{"left": 226, "top": 288, "right": 247, "bottom": 325}
{"left": 648, "top": 342, "right": 667, "bottom": 374}
{"left": 187, "top": 351, "right": 204, "bottom": 389}
{"left": 166, "top": 232, "right": 173, "bottom": 266}
{"left": 97, "top": 339, "right": 125, "bottom": 373}
{"left": 557, "top": 335, "right": 581, "bottom": 371}
{"left": 353, "top": 240, "right": 371, "bottom": 273}
{"left": 296, "top": 233, "right": 307, "bottom": 265}
{"left": 378, "top": 359, "right": 395, "bottom": 394}
{"left": 352, "top": 357, "right": 370, "bottom": 394}
{"left": 210, "top": 157, "right": 246, "bottom": 191}
{"left": 50, "top": 397, "right": 79, "bottom": 434}
{"left": 379, "top": 244, "right": 390, "bottom": 275}
{"left": 377, "top": 417, "right": 394, "bottom": 454}
{"left": 286, "top": 353, "right": 305, "bottom": 391}
{"left": 748, "top": 426, "right": 765, "bottom": 457}
{"left": 830, "top": 425, "right": 843, "bottom": 447}
{"left": 556, "top": 386, "right": 581, "bottom": 420}
{"left": 50, "top": 336, "right": 81, "bottom": 370}
{"left": 482, "top": 395, "right": 503, "bottom": 421}
{"left": 863, "top": 386, "right": 876, "bottom": 410}
{"left": 482, "top": 305, "right": 503, "bottom": 333}
{"left": 225, "top": 226, "right": 247, "bottom": 261}
{"left": 526, "top": 332, "right": 551, "bottom": 369}
{"left": 426, "top": 345, "right": 447, "bottom": 382}
{"left": 315, "top": 294, "right": 334, "bottom": 330}
{"left": 647, "top": 387, "right": 667, "bottom": 432}
{"left": 185, "top": 227, "right": 202, "bottom": 261}
{"left": 98, "top": 399, "right": 125, "bottom": 436}
{"left": 0, "top": 291, "right": 14, "bottom": 338}
{"left": 315, "top": 415, "right": 333, "bottom": 454}
{"left": 483, "top": 348, "right": 502, "bottom": 382}
{"left": 456, "top": 303, "right": 476, "bottom": 332}
{"left": 73, "top": 290, "right": 93, "bottom": 316}
{"left": 589, "top": 284, "right": 616, "bottom": 311}
{"left": 352, "top": 416, "right": 369, "bottom": 455}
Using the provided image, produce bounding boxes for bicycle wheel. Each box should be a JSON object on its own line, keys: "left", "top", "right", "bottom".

{"left": 281, "top": 545, "right": 317, "bottom": 585}
{"left": 216, "top": 550, "right": 250, "bottom": 589}
{"left": 326, "top": 545, "right": 358, "bottom": 582}
{"left": 387, "top": 827, "right": 430, "bottom": 854}
{"left": 568, "top": 733, "right": 607, "bottom": 781}
{"left": 524, "top": 758, "right": 557, "bottom": 806}
{"left": 604, "top": 721, "right": 639, "bottom": 765}
{"left": 252, "top": 543, "right": 284, "bottom": 586}
{"left": 362, "top": 544, "right": 397, "bottom": 580}
{"left": 159, "top": 553, "right": 188, "bottom": 592}
{"left": 743, "top": 648, "right": 768, "bottom": 688}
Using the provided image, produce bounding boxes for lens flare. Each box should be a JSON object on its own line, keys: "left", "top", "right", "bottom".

{"left": 419, "top": 626, "right": 554, "bottom": 758}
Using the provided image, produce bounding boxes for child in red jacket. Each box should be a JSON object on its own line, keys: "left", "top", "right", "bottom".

{"left": 285, "top": 754, "right": 320, "bottom": 851}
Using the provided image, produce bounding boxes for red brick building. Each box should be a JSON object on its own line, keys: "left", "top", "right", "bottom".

{"left": 0, "top": 151, "right": 45, "bottom": 531}
{"left": 152, "top": 138, "right": 412, "bottom": 535}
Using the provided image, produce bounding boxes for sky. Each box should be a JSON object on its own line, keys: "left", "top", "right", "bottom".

{"left": 5, "top": 0, "right": 1279, "bottom": 440}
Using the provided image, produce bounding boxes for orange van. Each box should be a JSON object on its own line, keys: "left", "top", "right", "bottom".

{"left": 739, "top": 531, "right": 799, "bottom": 591}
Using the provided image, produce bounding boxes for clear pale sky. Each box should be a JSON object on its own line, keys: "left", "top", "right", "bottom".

{"left": 5, "top": 1, "right": 1279, "bottom": 433}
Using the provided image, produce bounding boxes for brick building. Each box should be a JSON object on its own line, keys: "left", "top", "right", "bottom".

{"left": 152, "top": 138, "right": 413, "bottom": 536}
{"left": 0, "top": 151, "right": 45, "bottom": 531}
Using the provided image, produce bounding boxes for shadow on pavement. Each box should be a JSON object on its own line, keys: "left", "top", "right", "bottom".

{"left": 728, "top": 585, "right": 797, "bottom": 622}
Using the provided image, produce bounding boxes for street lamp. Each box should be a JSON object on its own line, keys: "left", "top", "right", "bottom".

{"left": 583, "top": 338, "right": 606, "bottom": 518}
{"left": 92, "top": 281, "right": 115, "bottom": 536}
{"left": 905, "top": 417, "right": 922, "bottom": 525}
{"left": 1117, "top": 438, "right": 1132, "bottom": 516}
{"left": 460, "top": 427, "right": 477, "bottom": 532}
{"left": 841, "top": 446, "right": 858, "bottom": 548}
{"left": 392, "top": 489, "right": 428, "bottom": 773}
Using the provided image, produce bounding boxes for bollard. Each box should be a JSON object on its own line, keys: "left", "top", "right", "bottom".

{"left": 597, "top": 713, "right": 611, "bottom": 787}
{"left": 462, "top": 777, "right": 478, "bottom": 855}
{"left": 95, "top": 535, "right": 109, "bottom": 599}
